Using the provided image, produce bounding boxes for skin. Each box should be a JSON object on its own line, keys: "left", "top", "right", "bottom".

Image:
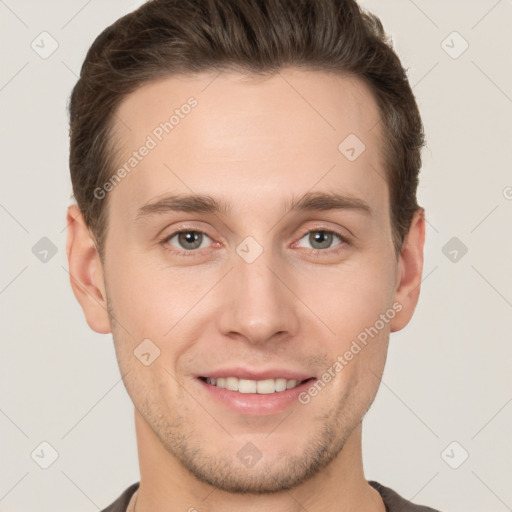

{"left": 66, "top": 68, "right": 425, "bottom": 512}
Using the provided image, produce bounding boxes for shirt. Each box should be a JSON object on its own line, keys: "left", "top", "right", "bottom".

{"left": 101, "top": 480, "right": 442, "bottom": 511}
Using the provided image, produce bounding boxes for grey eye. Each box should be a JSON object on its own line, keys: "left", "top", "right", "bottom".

{"left": 297, "top": 230, "right": 342, "bottom": 251}
{"left": 169, "top": 231, "right": 210, "bottom": 250}
{"left": 308, "top": 231, "right": 335, "bottom": 250}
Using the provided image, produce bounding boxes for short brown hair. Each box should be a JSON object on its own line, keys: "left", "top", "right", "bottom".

{"left": 69, "top": 0, "right": 425, "bottom": 259}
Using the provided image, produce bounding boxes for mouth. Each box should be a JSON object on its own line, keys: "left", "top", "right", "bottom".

{"left": 198, "top": 376, "right": 315, "bottom": 394}
{"left": 195, "top": 368, "right": 318, "bottom": 415}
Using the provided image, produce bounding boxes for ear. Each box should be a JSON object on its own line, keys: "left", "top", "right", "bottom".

{"left": 65, "top": 204, "right": 111, "bottom": 334}
{"left": 390, "top": 208, "right": 425, "bottom": 332}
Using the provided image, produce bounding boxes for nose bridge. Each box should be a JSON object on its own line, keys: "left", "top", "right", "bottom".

{"left": 217, "top": 242, "right": 299, "bottom": 344}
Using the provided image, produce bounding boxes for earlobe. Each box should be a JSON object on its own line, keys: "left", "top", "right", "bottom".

{"left": 66, "top": 204, "right": 112, "bottom": 334}
{"left": 390, "top": 208, "right": 426, "bottom": 333}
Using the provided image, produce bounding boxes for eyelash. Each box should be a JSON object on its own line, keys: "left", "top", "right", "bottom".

{"left": 159, "top": 227, "right": 350, "bottom": 258}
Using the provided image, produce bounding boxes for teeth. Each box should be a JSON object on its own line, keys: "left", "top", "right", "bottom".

{"left": 225, "top": 377, "right": 239, "bottom": 391}
{"left": 205, "top": 376, "right": 304, "bottom": 393}
{"left": 275, "top": 378, "right": 288, "bottom": 392}
{"left": 286, "top": 379, "right": 297, "bottom": 390}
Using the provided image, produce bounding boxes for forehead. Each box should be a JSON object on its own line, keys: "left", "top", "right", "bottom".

{"left": 108, "top": 68, "right": 388, "bottom": 220}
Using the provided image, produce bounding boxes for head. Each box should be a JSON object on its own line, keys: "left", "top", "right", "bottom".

{"left": 66, "top": 0, "right": 425, "bottom": 495}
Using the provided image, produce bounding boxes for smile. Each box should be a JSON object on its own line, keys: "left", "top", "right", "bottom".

{"left": 201, "top": 376, "right": 309, "bottom": 394}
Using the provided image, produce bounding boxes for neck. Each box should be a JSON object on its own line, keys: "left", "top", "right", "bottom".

{"left": 133, "top": 409, "right": 385, "bottom": 512}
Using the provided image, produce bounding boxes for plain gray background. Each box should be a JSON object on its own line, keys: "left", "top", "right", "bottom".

{"left": 1, "top": 1, "right": 511, "bottom": 511}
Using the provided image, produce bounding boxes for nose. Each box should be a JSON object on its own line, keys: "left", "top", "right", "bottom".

{"left": 216, "top": 248, "right": 300, "bottom": 345}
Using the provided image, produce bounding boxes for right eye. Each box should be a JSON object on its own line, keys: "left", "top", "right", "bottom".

{"left": 161, "top": 230, "right": 214, "bottom": 255}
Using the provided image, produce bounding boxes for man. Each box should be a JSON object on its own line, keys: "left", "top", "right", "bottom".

{"left": 66, "top": 0, "right": 440, "bottom": 510}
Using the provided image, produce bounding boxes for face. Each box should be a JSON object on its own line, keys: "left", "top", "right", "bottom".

{"left": 68, "top": 68, "right": 424, "bottom": 494}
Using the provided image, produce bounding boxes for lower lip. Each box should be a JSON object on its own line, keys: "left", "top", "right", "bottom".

{"left": 196, "top": 377, "right": 317, "bottom": 416}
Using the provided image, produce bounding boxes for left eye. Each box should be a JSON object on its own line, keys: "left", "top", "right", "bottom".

{"left": 166, "top": 231, "right": 212, "bottom": 251}
{"left": 296, "top": 230, "right": 344, "bottom": 251}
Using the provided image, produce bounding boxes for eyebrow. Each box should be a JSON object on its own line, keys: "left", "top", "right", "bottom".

{"left": 287, "top": 191, "right": 372, "bottom": 216}
{"left": 135, "top": 194, "right": 230, "bottom": 221}
{"left": 134, "top": 190, "right": 373, "bottom": 221}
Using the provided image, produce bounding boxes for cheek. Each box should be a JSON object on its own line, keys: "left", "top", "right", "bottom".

{"left": 299, "top": 253, "right": 394, "bottom": 403}
{"left": 104, "top": 250, "right": 215, "bottom": 375}
{"left": 105, "top": 249, "right": 194, "bottom": 329}
{"left": 302, "top": 254, "right": 396, "bottom": 343}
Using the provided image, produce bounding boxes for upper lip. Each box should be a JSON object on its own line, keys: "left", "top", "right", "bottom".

{"left": 198, "top": 368, "right": 315, "bottom": 381}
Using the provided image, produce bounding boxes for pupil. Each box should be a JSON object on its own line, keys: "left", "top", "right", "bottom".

{"left": 179, "top": 231, "right": 202, "bottom": 249}
{"left": 310, "top": 231, "right": 332, "bottom": 249}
